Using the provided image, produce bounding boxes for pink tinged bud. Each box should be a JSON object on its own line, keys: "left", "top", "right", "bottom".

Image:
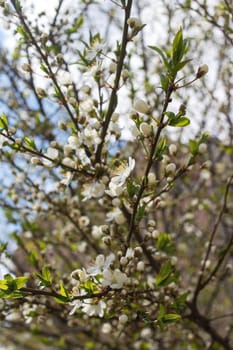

{"left": 133, "top": 99, "right": 150, "bottom": 114}
{"left": 196, "top": 64, "right": 209, "bottom": 78}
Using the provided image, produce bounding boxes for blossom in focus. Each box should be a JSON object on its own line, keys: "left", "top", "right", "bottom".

{"left": 106, "top": 157, "right": 135, "bottom": 197}
{"left": 87, "top": 253, "right": 115, "bottom": 275}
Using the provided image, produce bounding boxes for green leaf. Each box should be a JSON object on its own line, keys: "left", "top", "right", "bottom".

{"left": 155, "top": 261, "right": 179, "bottom": 287}
{"left": 54, "top": 283, "right": 71, "bottom": 303}
{"left": 0, "top": 279, "right": 8, "bottom": 291}
{"left": 15, "top": 276, "right": 28, "bottom": 289}
{"left": 148, "top": 46, "right": 170, "bottom": 70}
{"left": 156, "top": 233, "right": 175, "bottom": 254}
{"left": 163, "top": 313, "right": 181, "bottom": 323}
{"left": 0, "top": 113, "right": 8, "bottom": 129}
{"left": 0, "top": 242, "right": 8, "bottom": 255}
{"left": 189, "top": 139, "right": 198, "bottom": 155}
{"left": 174, "top": 58, "right": 192, "bottom": 72}
{"left": 136, "top": 205, "right": 146, "bottom": 222}
{"left": 126, "top": 180, "right": 138, "bottom": 198}
{"left": 59, "top": 282, "right": 69, "bottom": 298}
{"left": 199, "top": 132, "right": 209, "bottom": 144}
{"left": 165, "top": 111, "right": 176, "bottom": 120}
{"left": 28, "top": 250, "right": 40, "bottom": 269}
{"left": 36, "top": 266, "right": 52, "bottom": 288}
{"left": 159, "top": 73, "right": 169, "bottom": 92}
{"left": 155, "top": 136, "right": 167, "bottom": 160}
{"left": 169, "top": 117, "right": 190, "bottom": 127}
{"left": 173, "top": 292, "right": 188, "bottom": 311}
{"left": 40, "top": 64, "right": 49, "bottom": 74}
{"left": 172, "top": 28, "right": 184, "bottom": 65}
{"left": 24, "top": 136, "right": 36, "bottom": 150}
{"left": 17, "top": 26, "right": 28, "bottom": 39}
{"left": 157, "top": 304, "right": 181, "bottom": 330}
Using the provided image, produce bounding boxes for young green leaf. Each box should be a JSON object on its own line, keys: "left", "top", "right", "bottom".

{"left": 169, "top": 117, "right": 190, "bottom": 127}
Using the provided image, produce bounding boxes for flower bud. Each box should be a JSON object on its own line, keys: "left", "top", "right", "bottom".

{"left": 36, "top": 88, "right": 47, "bottom": 98}
{"left": 196, "top": 64, "right": 209, "bottom": 78}
{"left": 133, "top": 99, "right": 150, "bottom": 114}
{"left": 168, "top": 144, "right": 177, "bottom": 156}
{"left": 58, "top": 120, "right": 67, "bottom": 130}
{"left": 127, "top": 17, "right": 142, "bottom": 29}
{"left": 198, "top": 143, "right": 207, "bottom": 154}
{"left": 122, "top": 69, "right": 129, "bottom": 81}
{"left": 165, "top": 163, "right": 176, "bottom": 175}
{"left": 31, "top": 157, "right": 41, "bottom": 165}
{"left": 139, "top": 122, "right": 151, "bottom": 137}
{"left": 119, "top": 314, "right": 128, "bottom": 324}
{"left": 22, "top": 63, "right": 32, "bottom": 72}
{"left": 148, "top": 172, "right": 156, "bottom": 184}
{"left": 137, "top": 261, "right": 145, "bottom": 272}
{"left": 62, "top": 157, "right": 75, "bottom": 168}
{"left": 56, "top": 54, "right": 64, "bottom": 65}
{"left": 109, "top": 62, "right": 117, "bottom": 74}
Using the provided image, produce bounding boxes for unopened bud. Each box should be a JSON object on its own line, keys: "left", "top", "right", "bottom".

{"left": 140, "top": 122, "right": 151, "bottom": 137}
{"left": 165, "top": 163, "right": 176, "bottom": 175}
{"left": 127, "top": 17, "right": 142, "bottom": 29}
{"left": 56, "top": 54, "right": 64, "bottom": 65}
{"left": 169, "top": 144, "right": 177, "bottom": 156}
{"left": 133, "top": 99, "right": 150, "bottom": 114}
{"left": 122, "top": 69, "right": 129, "bottom": 81}
{"left": 36, "top": 88, "right": 47, "bottom": 98}
{"left": 109, "top": 62, "right": 117, "bottom": 74}
{"left": 31, "top": 157, "right": 41, "bottom": 165}
{"left": 196, "top": 64, "right": 209, "bottom": 78}
{"left": 40, "top": 33, "right": 48, "bottom": 44}
{"left": 198, "top": 143, "right": 207, "bottom": 154}
{"left": 22, "top": 63, "right": 32, "bottom": 72}
{"left": 148, "top": 172, "right": 156, "bottom": 184}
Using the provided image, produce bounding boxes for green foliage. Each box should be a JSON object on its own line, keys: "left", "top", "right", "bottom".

{"left": 156, "top": 233, "right": 175, "bottom": 254}
{"left": 154, "top": 136, "right": 167, "bottom": 160}
{"left": 149, "top": 28, "right": 191, "bottom": 86}
{"left": 0, "top": 112, "right": 8, "bottom": 129}
{"left": 0, "top": 274, "right": 28, "bottom": 299}
{"left": 136, "top": 204, "right": 146, "bottom": 222}
{"left": 157, "top": 304, "right": 181, "bottom": 330}
{"left": 155, "top": 260, "right": 179, "bottom": 287}
{"left": 36, "top": 266, "right": 52, "bottom": 288}
{"left": 24, "top": 136, "right": 37, "bottom": 150}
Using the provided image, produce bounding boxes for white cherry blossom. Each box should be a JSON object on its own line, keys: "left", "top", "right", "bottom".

{"left": 102, "top": 269, "right": 129, "bottom": 289}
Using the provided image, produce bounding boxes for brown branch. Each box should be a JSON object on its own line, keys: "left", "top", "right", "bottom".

{"left": 192, "top": 174, "right": 233, "bottom": 303}
{"left": 94, "top": 0, "right": 133, "bottom": 164}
